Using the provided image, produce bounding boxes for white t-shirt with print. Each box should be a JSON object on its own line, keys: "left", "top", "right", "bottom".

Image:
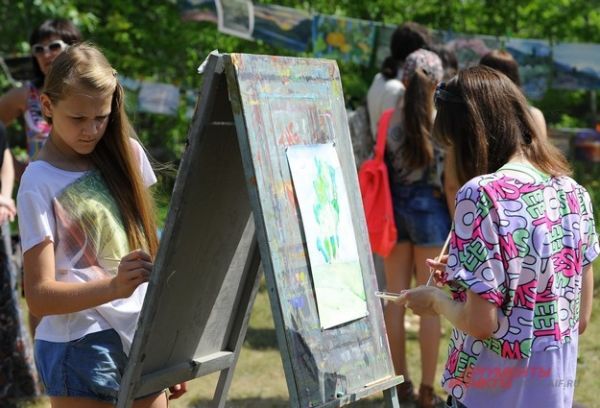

{"left": 17, "top": 138, "right": 157, "bottom": 355}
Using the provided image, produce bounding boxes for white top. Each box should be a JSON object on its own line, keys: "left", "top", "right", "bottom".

{"left": 17, "top": 138, "right": 157, "bottom": 354}
{"left": 366, "top": 71, "right": 405, "bottom": 139}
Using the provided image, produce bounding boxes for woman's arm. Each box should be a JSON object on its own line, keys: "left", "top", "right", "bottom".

{"left": 579, "top": 264, "right": 594, "bottom": 334}
{"left": 1, "top": 147, "right": 15, "bottom": 199}
{"left": 0, "top": 87, "right": 27, "bottom": 126}
{"left": 529, "top": 106, "right": 548, "bottom": 141}
{"left": 24, "top": 240, "right": 153, "bottom": 317}
{"left": 0, "top": 148, "right": 16, "bottom": 223}
{"left": 397, "top": 285, "right": 498, "bottom": 340}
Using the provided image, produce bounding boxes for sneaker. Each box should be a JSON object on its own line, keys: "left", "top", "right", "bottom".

{"left": 397, "top": 379, "right": 416, "bottom": 403}
{"left": 417, "top": 383, "right": 445, "bottom": 408}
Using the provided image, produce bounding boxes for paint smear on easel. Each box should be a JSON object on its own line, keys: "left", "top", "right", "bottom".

{"left": 286, "top": 143, "right": 367, "bottom": 329}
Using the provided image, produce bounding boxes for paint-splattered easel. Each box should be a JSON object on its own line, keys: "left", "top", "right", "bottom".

{"left": 117, "top": 53, "right": 402, "bottom": 408}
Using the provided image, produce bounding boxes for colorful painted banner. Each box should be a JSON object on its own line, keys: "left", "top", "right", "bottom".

{"left": 253, "top": 3, "right": 311, "bottom": 52}
{"left": 373, "top": 24, "right": 396, "bottom": 68}
{"left": 312, "top": 14, "right": 377, "bottom": 66}
{"left": 179, "top": 0, "right": 218, "bottom": 23}
{"left": 552, "top": 42, "right": 600, "bottom": 90}
{"left": 178, "top": 1, "right": 600, "bottom": 91}
{"left": 438, "top": 31, "right": 501, "bottom": 68}
{"left": 505, "top": 38, "right": 552, "bottom": 99}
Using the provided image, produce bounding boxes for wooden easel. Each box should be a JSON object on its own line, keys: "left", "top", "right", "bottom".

{"left": 117, "top": 53, "right": 401, "bottom": 408}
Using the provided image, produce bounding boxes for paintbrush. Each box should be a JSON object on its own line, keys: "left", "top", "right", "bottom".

{"left": 426, "top": 232, "right": 452, "bottom": 286}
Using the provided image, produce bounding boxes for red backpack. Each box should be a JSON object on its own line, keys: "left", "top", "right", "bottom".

{"left": 358, "top": 108, "right": 397, "bottom": 257}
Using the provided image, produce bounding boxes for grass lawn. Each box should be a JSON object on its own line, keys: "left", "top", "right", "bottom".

{"left": 19, "top": 258, "right": 600, "bottom": 408}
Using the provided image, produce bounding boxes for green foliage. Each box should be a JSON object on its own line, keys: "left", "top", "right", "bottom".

{"left": 554, "top": 114, "right": 586, "bottom": 129}
{"left": 536, "top": 89, "right": 592, "bottom": 128}
{"left": 1, "top": 0, "right": 599, "bottom": 168}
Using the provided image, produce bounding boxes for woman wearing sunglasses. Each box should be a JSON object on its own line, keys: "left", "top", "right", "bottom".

{"left": 0, "top": 17, "right": 82, "bottom": 359}
{"left": 394, "top": 66, "right": 597, "bottom": 408}
{"left": 0, "top": 18, "right": 82, "bottom": 164}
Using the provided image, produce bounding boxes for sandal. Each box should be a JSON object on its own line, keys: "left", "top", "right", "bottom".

{"left": 397, "top": 379, "right": 416, "bottom": 403}
{"left": 417, "top": 383, "right": 445, "bottom": 408}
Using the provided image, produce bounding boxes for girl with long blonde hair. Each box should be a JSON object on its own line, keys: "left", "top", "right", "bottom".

{"left": 17, "top": 43, "right": 185, "bottom": 408}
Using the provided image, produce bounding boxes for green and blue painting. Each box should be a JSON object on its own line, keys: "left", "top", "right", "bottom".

{"left": 286, "top": 143, "right": 367, "bottom": 329}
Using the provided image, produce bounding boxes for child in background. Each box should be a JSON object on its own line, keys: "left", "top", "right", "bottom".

{"left": 397, "top": 65, "right": 597, "bottom": 408}
{"left": 366, "top": 22, "right": 431, "bottom": 140}
{"left": 383, "top": 49, "right": 450, "bottom": 408}
{"left": 479, "top": 49, "right": 548, "bottom": 141}
{"left": 17, "top": 43, "right": 185, "bottom": 407}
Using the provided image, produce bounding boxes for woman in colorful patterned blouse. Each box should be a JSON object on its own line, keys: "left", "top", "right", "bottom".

{"left": 394, "top": 65, "right": 598, "bottom": 408}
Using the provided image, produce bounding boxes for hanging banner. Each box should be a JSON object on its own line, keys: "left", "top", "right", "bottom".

{"left": 552, "top": 42, "right": 600, "bottom": 90}
{"left": 252, "top": 3, "right": 311, "bottom": 52}
{"left": 179, "top": 0, "right": 218, "bottom": 23}
{"left": 312, "top": 14, "right": 377, "bottom": 66}
{"left": 215, "top": 0, "right": 254, "bottom": 40}
{"left": 138, "top": 82, "right": 180, "bottom": 116}
{"left": 177, "top": 2, "right": 600, "bottom": 93}
{"left": 438, "top": 31, "right": 501, "bottom": 69}
{"left": 505, "top": 38, "right": 552, "bottom": 99}
{"left": 373, "top": 24, "right": 395, "bottom": 68}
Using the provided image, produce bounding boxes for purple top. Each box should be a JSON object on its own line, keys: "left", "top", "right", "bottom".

{"left": 23, "top": 82, "right": 51, "bottom": 158}
{"left": 441, "top": 164, "right": 599, "bottom": 407}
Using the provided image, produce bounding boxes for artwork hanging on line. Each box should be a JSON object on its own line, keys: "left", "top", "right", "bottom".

{"left": 286, "top": 143, "right": 368, "bottom": 329}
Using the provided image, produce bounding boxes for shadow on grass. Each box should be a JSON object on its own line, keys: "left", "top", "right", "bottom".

{"left": 188, "top": 396, "right": 388, "bottom": 407}
{"left": 243, "top": 327, "right": 278, "bottom": 349}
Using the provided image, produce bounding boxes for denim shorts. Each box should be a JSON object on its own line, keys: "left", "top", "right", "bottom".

{"left": 35, "top": 329, "right": 127, "bottom": 404}
{"left": 391, "top": 183, "right": 451, "bottom": 247}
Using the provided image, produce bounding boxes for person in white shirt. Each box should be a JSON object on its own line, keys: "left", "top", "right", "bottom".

{"left": 366, "top": 22, "right": 431, "bottom": 139}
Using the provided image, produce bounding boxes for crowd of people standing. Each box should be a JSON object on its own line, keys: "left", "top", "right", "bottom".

{"left": 366, "top": 22, "right": 597, "bottom": 408}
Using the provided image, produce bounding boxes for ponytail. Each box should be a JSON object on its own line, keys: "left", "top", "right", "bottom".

{"left": 380, "top": 56, "right": 400, "bottom": 80}
{"left": 401, "top": 68, "right": 435, "bottom": 169}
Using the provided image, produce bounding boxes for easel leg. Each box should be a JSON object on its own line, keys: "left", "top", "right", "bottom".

{"left": 383, "top": 385, "right": 400, "bottom": 408}
{"left": 212, "top": 225, "right": 262, "bottom": 408}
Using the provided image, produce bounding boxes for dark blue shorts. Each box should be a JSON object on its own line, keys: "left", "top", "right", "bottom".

{"left": 35, "top": 329, "right": 127, "bottom": 404}
{"left": 391, "top": 183, "right": 451, "bottom": 247}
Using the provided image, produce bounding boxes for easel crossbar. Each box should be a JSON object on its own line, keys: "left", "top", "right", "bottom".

{"left": 316, "top": 376, "right": 404, "bottom": 408}
{"left": 135, "top": 351, "right": 235, "bottom": 396}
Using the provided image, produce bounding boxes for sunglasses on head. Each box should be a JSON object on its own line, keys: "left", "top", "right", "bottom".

{"left": 31, "top": 40, "right": 68, "bottom": 56}
{"left": 434, "top": 82, "right": 464, "bottom": 110}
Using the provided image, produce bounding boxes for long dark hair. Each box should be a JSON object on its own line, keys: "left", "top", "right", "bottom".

{"left": 433, "top": 66, "right": 570, "bottom": 184}
{"left": 479, "top": 49, "right": 521, "bottom": 86}
{"left": 30, "top": 19, "right": 82, "bottom": 88}
{"left": 401, "top": 68, "right": 437, "bottom": 169}
{"left": 380, "top": 22, "right": 431, "bottom": 80}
